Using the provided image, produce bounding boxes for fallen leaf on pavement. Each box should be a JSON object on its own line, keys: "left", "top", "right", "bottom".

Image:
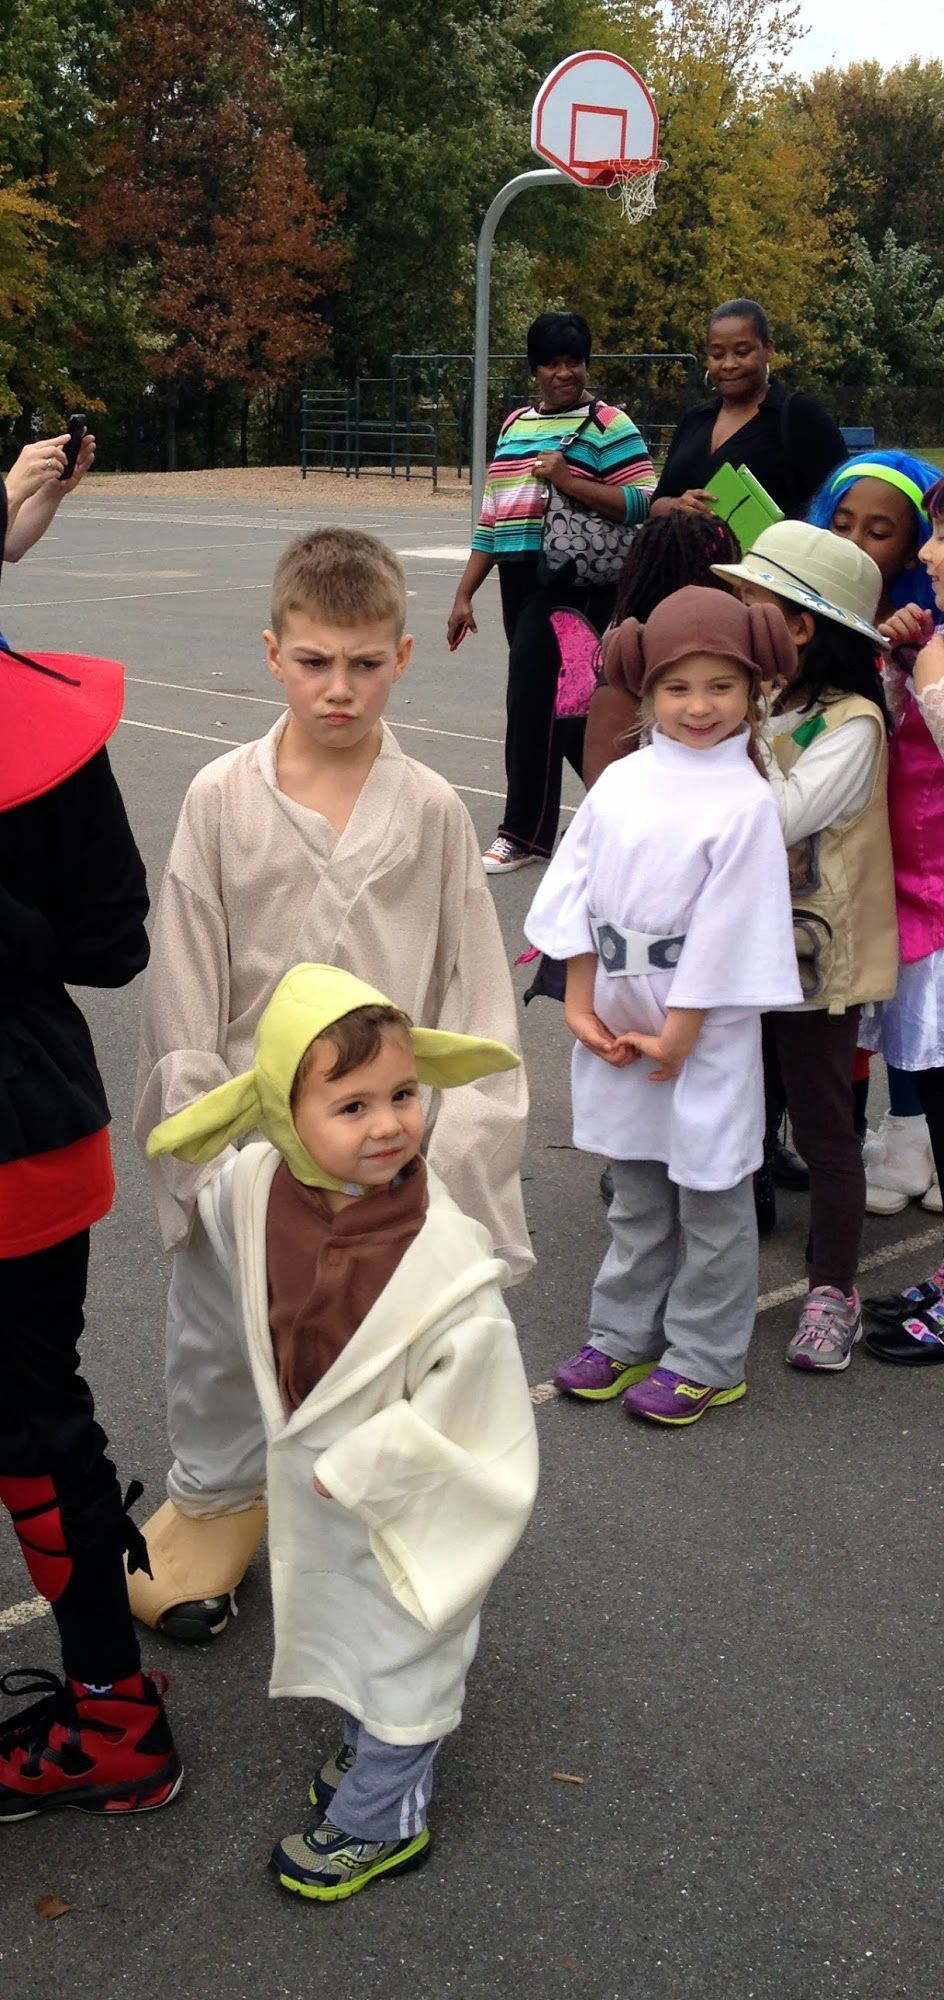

{"left": 551, "top": 1771, "right": 587, "bottom": 1786}
{"left": 35, "top": 1896, "right": 73, "bottom": 1920}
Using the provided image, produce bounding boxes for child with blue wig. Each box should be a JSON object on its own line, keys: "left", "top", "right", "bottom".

{"left": 808, "top": 449, "right": 940, "bottom": 618}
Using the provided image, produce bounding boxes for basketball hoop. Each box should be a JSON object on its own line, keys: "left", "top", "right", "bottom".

{"left": 531, "top": 52, "right": 666, "bottom": 225}
{"left": 587, "top": 155, "right": 667, "bottom": 225}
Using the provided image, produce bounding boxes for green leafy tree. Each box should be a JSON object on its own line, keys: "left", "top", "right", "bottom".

{"left": 801, "top": 61, "right": 944, "bottom": 275}
{"left": 276, "top": 0, "right": 585, "bottom": 378}
{"left": 849, "top": 230, "right": 944, "bottom": 385}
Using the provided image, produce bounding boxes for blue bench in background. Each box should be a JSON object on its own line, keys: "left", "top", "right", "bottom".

{"left": 840, "top": 425, "right": 876, "bottom": 451}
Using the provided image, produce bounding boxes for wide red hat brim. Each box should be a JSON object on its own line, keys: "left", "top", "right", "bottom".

{"left": 0, "top": 650, "right": 125, "bottom": 812}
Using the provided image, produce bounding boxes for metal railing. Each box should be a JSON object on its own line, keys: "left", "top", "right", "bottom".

{"left": 300, "top": 352, "right": 701, "bottom": 483}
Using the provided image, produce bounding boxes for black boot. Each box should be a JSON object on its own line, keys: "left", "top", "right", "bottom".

{"left": 771, "top": 1140, "right": 810, "bottom": 1191}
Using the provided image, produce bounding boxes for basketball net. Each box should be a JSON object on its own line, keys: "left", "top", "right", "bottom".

{"left": 589, "top": 156, "right": 666, "bottom": 224}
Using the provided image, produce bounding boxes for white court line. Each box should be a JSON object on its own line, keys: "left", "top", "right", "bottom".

{"left": 120, "top": 717, "right": 509, "bottom": 802}
{"left": 75, "top": 509, "right": 465, "bottom": 533}
{"left": 0, "top": 1597, "right": 50, "bottom": 1634}
{"left": 752, "top": 1224, "right": 941, "bottom": 1313}
{"left": 125, "top": 674, "right": 503, "bottom": 747}
{"left": 2, "top": 582, "right": 269, "bottom": 609}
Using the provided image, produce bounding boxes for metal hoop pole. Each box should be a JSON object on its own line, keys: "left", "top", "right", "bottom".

{"left": 471, "top": 167, "right": 570, "bottom": 533}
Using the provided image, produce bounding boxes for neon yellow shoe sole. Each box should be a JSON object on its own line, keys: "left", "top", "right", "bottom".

{"left": 624, "top": 1376, "right": 748, "bottom": 1426}
{"left": 554, "top": 1352, "right": 656, "bottom": 1400}
{"left": 272, "top": 1826, "right": 431, "bottom": 1902}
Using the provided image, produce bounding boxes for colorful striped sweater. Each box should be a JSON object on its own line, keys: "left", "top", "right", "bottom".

{"left": 472, "top": 400, "right": 655, "bottom": 560}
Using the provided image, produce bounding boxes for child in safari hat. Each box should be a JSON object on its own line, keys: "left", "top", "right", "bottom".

{"left": 712, "top": 521, "right": 899, "bottom": 1372}
{"left": 148, "top": 963, "right": 538, "bottom": 1902}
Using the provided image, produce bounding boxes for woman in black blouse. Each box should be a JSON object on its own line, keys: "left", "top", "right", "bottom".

{"left": 650, "top": 299, "right": 846, "bottom": 522}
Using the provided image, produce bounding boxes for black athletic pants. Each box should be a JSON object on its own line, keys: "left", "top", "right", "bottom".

{"left": 0, "top": 1230, "right": 141, "bottom": 1684}
{"left": 497, "top": 560, "right": 616, "bottom": 858}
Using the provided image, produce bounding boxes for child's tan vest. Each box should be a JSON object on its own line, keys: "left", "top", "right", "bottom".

{"left": 773, "top": 694, "right": 899, "bottom": 1015}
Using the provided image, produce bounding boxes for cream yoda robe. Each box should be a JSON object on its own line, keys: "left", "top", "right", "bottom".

{"left": 134, "top": 718, "right": 532, "bottom": 1276}
{"left": 198, "top": 1148, "right": 539, "bottom": 1743}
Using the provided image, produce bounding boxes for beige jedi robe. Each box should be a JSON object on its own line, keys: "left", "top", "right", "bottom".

{"left": 134, "top": 718, "right": 532, "bottom": 1277}
{"left": 199, "top": 1149, "right": 539, "bottom": 1741}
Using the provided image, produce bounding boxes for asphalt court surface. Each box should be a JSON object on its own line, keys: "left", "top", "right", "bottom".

{"left": 1, "top": 484, "right": 943, "bottom": 2000}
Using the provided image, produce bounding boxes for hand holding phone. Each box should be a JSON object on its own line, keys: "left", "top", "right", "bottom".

{"left": 448, "top": 620, "right": 471, "bottom": 651}
{"left": 60, "top": 414, "right": 87, "bottom": 482}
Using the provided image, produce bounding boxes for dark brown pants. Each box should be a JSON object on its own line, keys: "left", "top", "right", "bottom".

{"left": 769, "top": 1007, "right": 864, "bottom": 1294}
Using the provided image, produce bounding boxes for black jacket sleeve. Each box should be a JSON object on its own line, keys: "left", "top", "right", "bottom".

{"left": 0, "top": 885, "right": 57, "bottom": 985}
{"left": 787, "top": 394, "right": 848, "bottom": 513}
{"left": 51, "top": 749, "right": 150, "bottom": 988}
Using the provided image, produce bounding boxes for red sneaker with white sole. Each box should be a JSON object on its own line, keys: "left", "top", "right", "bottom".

{"left": 0, "top": 1667, "right": 182, "bottom": 1820}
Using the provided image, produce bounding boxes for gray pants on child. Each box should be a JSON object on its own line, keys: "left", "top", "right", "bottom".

{"left": 331, "top": 1713, "right": 441, "bottom": 1843}
{"left": 590, "top": 1161, "right": 758, "bottom": 1388}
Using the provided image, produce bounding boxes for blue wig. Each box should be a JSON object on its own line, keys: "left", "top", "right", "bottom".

{"left": 807, "top": 448, "right": 940, "bottom": 612}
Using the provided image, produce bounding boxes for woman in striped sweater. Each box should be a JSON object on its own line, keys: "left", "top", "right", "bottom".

{"left": 446, "top": 313, "right": 655, "bottom": 873}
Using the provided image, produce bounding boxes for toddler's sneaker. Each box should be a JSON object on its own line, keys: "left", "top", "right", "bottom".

{"left": 481, "top": 835, "right": 539, "bottom": 875}
{"left": 553, "top": 1344, "right": 655, "bottom": 1401}
{"left": 270, "top": 1818, "right": 430, "bottom": 1902}
{"left": 308, "top": 1739, "right": 357, "bottom": 1812}
{"left": 786, "top": 1286, "right": 862, "bottom": 1370}
{"left": 0, "top": 1667, "right": 182, "bottom": 1819}
{"left": 622, "top": 1367, "right": 747, "bottom": 1426}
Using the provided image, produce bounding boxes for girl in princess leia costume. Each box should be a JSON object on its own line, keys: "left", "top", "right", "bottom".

{"left": 525, "top": 587, "right": 802, "bottom": 1425}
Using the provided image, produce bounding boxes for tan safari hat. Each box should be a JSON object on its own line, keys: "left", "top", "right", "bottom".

{"left": 711, "top": 520, "right": 888, "bottom": 649}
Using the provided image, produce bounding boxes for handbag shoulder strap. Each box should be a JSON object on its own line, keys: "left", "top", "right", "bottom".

{"left": 561, "top": 402, "right": 601, "bottom": 459}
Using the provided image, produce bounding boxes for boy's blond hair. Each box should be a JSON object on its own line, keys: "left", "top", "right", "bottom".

{"left": 271, "top": 527, "right": 407, "bottom": 638}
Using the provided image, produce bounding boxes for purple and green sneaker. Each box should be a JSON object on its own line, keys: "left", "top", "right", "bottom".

{"left": 554, "top": 1344, "right": 656, "bottom": 1401}
{"left": 622, "top": 1366, "right": 747, "bottom": 1426}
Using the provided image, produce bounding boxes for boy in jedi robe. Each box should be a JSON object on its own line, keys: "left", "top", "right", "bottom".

{"left": 132, "top": 527, "right": 531, "bottom": 1641}
{"left": 147, "top": 962, "right": 539, "bottom": 1902}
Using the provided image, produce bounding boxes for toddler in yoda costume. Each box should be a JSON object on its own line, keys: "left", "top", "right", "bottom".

{"left": 148, "top": 963, "right": 539, "bottom": 1903}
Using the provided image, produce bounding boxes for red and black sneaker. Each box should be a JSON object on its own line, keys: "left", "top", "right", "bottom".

{"left": 0, "top": 1667, "right": 183, "bottom": 1820}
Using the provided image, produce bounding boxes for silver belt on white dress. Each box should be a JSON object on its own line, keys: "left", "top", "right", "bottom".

{"left": 590, "top": 918, "right": 686, "bottom": 976}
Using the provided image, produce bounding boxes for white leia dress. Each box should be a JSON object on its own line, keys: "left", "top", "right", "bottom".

{"left": 525, "top": 729, "right": 802, "bottom": 1191}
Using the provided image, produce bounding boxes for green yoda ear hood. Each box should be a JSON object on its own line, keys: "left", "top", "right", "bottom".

{"left": 147, "top": 961, "right": 521, "bottom": 1194}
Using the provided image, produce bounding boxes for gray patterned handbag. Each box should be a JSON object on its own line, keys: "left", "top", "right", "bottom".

{"left": 539, "top": 403, "right": 637, "bottom": 588}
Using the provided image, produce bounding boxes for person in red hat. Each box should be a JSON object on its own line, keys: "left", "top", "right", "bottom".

{"left": 0, "top": 472, "right": 182, "bottom": 1819}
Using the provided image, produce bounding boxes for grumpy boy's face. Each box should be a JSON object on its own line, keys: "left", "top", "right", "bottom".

{"left": 264, "top": 611, "right": 412, "bottom": 754}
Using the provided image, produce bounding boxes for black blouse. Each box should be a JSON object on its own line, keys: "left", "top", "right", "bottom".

{"left": 652, "top": 381, "right": 847, "bottom": 519}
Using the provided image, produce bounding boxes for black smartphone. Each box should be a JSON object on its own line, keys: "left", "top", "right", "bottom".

{"left": 60, "top": 413, "right": 87, "bottom": 481}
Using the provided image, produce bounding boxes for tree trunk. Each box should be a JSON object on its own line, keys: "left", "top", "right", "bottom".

{"left": 165, "top": 386, "right": 178, "bottom": 472}
{"left": 240, "top": 395, "right": 250, "bottom": 467}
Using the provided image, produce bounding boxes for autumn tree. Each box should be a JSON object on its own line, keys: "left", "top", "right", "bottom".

{"left": 82, "top": 0, "right": 346, "bottom": 464}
